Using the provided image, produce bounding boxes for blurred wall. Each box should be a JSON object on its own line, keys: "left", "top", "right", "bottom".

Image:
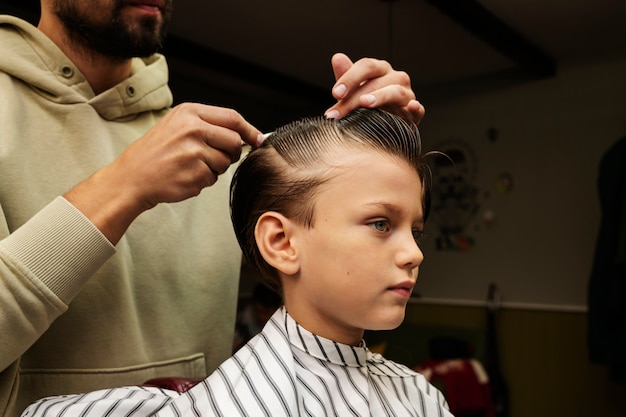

{"left": 415, "top": 57, "right": 626, "bottom": 310}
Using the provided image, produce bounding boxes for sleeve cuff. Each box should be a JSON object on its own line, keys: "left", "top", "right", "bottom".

{"left": 0, "top": 196, "right": 116, "bottom": 303}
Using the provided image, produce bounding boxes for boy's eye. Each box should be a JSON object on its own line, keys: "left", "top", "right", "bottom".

{"left": 369, "top": 220, "right": 390, "bottom": 233}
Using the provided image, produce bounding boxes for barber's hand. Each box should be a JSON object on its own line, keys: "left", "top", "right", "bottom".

{"left": 115, "top": 103, "right": 261, "bottom": 206}
{"left": 65, "top": 103, "right": 262, "bottom": 244}
{"left": 324, "top": 53, "right": 425, "bottom": 125}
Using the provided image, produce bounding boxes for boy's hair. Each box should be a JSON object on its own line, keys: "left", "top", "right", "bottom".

{"left": 230, "top": 108, "right": 431, "bottom": 293}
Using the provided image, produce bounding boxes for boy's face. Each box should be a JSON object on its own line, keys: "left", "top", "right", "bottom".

{"left": 283, "top": 147, "right": 424, "bottom": 345}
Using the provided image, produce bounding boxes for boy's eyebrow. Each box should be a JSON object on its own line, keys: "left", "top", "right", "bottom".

{"left": 362, "top": 201, "right": 425, "bottom": 224}
{"left": 362, "top": 201, "right": 402, "bottom": 213}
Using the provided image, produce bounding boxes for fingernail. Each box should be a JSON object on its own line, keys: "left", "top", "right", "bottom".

{"left": 333, "top": 84, "right": 347, "bottom": 98}
{"left": 362, "top": 94, "right": 376, "bottom": 106}
{"left": 256, "top": 133, "right": 271, "bottom": 146}
{"left": 325, "top": 109, "right": 340, "bottom": 119}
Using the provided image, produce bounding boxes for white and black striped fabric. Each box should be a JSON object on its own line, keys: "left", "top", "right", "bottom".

{"left": 22, "top": 308, "right": 453, "bottom": 417}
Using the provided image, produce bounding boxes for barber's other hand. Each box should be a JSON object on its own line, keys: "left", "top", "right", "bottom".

{"left": 325, "top": 53, "right": 425, "bottom": 125}
{"left": 65, "top": 103, "right": 261, "bottom": 244}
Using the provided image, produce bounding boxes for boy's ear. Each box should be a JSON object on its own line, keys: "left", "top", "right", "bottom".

{"left": 255, "top": 212, "right": 300, "bottom": 276}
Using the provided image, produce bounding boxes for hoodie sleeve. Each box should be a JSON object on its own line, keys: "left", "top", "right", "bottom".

{"left": 0, "top": 197, "right": 115, "bottom": 372}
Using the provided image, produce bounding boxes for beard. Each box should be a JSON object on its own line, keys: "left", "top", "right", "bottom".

{"left": 53, "top": 0, "right": 173, "bottom": 60}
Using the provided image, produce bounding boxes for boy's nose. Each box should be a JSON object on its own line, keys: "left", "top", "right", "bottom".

{"left": 399, "top": 234, "right": 424, "bottom": 270}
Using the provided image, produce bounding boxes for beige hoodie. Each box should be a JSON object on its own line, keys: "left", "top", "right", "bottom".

{"left": 0, "top": 15, "right": 241, "bottom": 417}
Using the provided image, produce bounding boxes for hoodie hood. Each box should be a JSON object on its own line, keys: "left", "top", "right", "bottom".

{"left": 0, "top": 15, "right": 173, "bottom": 120}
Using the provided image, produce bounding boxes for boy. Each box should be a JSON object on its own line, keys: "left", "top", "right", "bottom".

{"left": 21, "top": 109, "right": 452, "bottom": 417}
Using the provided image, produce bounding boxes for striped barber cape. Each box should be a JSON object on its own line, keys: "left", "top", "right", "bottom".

{"left": 22, "top": 308, "right": 453, "bottom": 417}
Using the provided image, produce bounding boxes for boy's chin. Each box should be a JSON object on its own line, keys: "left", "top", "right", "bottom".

{"left": 368, "top": 313, "right": 406, "bottom": 331}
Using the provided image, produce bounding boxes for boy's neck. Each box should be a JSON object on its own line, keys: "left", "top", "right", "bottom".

{"left": 283, "top": 299, "right": 364, "bottom": 346}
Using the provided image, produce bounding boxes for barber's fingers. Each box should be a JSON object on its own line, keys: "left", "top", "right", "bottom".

{"left": 330, "top": 52, "right": 354, "bottom": 82}
{"left": 194, "top": 104, "right": 264, "bottom": 149}
{"left": 356, "top": 85, "right": 425, "bottom": 125}
{"left": 330, "top": 54, "right": 401, "bottom": 98}
{"left": 162, "top": 103, "right": 263, "bottom": 176}
{"left": 325, "top": 53, "right": 425, "bottom": 125}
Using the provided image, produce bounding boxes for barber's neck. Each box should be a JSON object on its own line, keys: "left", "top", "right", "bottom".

{"left": 37, "top": 15, "right": 133, "bottom": 95}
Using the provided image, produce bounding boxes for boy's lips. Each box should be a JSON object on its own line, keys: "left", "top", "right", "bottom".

{"left": 388, "top": 281, "right": 415, "bottom": 297}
